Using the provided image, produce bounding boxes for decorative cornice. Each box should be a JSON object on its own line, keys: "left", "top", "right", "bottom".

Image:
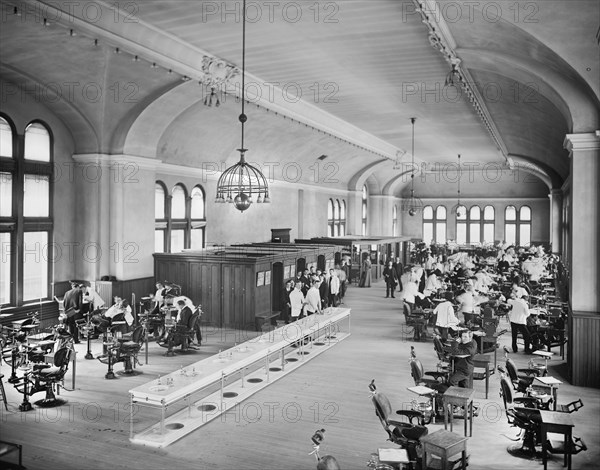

{"left": 563, "top": 132, "right": 600, "bottom": 153}
{"left": 414, "top": 0, "right": 508, "bottom": 159}
{"left": 73, "top": 154, "right": 160, "bottom": 171}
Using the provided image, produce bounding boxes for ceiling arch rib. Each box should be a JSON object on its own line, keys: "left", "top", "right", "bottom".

{"left": 348, "top": 159, "right": 390, "bottom": 193}
{"left": 459, "top": 48, "right": 600, "bottom": 133}
{"left": 1, "top": 65, "right": 99, "bottom": 151}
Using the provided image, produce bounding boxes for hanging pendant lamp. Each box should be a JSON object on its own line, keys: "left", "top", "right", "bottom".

{"left": 401, "top": 117, "right": 423, "bottom": 216}
{"left": 451, "top": 154, "right": 466, "bottom": 218}
{"left": 214, "top": 0, "right": 270, "bottom": 212}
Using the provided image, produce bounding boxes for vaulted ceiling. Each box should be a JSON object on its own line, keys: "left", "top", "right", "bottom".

{"left": 1, "top": 0, "right": 598, "bottom": 194}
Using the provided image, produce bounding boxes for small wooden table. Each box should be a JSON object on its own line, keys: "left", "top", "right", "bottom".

{"left": 421, "top": 429, "right": 468, "bottom": 470}
{"left": 443, "top": 386, "right": 475, "bottom": 437}
{"left": 540, "top": 410, "right": 574, "bottom": 470}
{"left": 533, "top": 376, "right": 562, "bottom": 411}
{"left": 472, "top": 353, "right": 492, "bottom": 399}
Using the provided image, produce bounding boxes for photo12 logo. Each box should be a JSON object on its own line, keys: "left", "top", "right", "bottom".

{"left": 200, "top": 1, "right": 340, "bottom": 24}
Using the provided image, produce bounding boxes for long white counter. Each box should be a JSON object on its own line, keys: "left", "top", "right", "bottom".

{"left": 129, "top": 307, "right": 351, "bottom": 447}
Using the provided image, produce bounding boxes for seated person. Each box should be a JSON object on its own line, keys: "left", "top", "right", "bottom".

{"left": 149, "top": 282, "right": 166, "bottom": 315}
{"left": 160, "top": 300, "right": 195, "bottom": 349}
{"left": 92, "top": 296, "right": 133, "bottom": 332}
{"left": 434, "top": 291, "right": 460, "bottom": 341}
{"left": 447, "top": 329, "right": 477, "bottom": 387}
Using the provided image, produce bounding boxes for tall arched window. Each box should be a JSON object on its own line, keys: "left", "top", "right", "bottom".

{"left": 423, "top": 205, "right": 446, "bottom": 243}
{"left": 435, "top": 206, "right": 447, "bottom": 243}
{"left": 361, "top": 186, "right": 368, "bottom": 236}
{"left": 505, "top": 205, "right": 517, "bottom": 245}
{"left": 154, "top": 182, "right": 167, "bottom": 253}
{"left": 505, "top": 205, "right": 531, "bottom": 246}
{"left": 483, "top": 205, "right": 495, "bottom": 245}
{"left": 469, "top": 206, "right": 481, "bottom": 244}
{"left": 1, "top": 117, "right": 54, "bottom": 306}
{"left": 190, "top": 185, "right": 206, "bottom": 249}
{"left": 392, "top": 205, "right": 398, "bottom": 236}
{"left": 340, "top": 200, "right": 346, "bottom": 236}
{"left": 456, "top": 205, "right": 467, "bottom": 244}
{"left": 170, "top": 184, "right": 187, "bottom": 253}
{"left": 423, "top": 206, "right": 434, "bottom": 243}
{"left": 156, "top": 182, "right": 207, "bottom": 253}
{"left": 456, "top": 205, "right": 493, "bottom": 245}
{"left": 519, "top": 206, "right": 532, "bottom": 246}
{"left": 327, "top": 199, "right": 335, "bottom": 236}
{"left": 327, "top": 198, "right": 346, "bottom": 237}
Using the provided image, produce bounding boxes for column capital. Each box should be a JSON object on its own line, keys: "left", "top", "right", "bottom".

{"left": 549, "top": 188, "right": 563, "bottom": 197}
{"left": 563, "top": 132, "right": 600, "bottom": 154}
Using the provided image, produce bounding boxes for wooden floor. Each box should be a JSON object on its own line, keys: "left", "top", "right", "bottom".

{"left": 1, "top": 281, "right": 599, "bottom": 470}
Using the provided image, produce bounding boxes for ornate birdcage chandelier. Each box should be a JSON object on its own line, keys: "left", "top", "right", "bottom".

{"left": 214, "top": 0, "right": 270, "bottom": 212}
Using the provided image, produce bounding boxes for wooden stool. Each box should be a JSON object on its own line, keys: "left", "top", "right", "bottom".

{"left": 421, "top": 429, "right": 468, "bottom": 470}
{"left": 443, "top": 386, "right": 475, "bottom": 437}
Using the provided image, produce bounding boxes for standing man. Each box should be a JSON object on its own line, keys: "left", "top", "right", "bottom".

{"left": 289, "top": 282, "right": 305, "bottom": 321}
{"left": 328, "top": 269, "right": 340, "bottom": 307}
{"left": 506, "top": 292, "right": 532, "bottom": 354}
{"left": 383, "top": 261, "right": 398, "bottom": 298}
{"left": 305, "top": 279, "right": 322, "bottom": 316}
{"left": 63, "top": 281, "right": 82, "bottom": 344}
{"left": 393, "top": 257, "right": 403, "bottom": 292}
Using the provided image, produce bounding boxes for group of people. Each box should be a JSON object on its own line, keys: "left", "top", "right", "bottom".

{"left": 281, "top": 265, "right": 349, "bottom": 323}
{"left": 401, "top": 243, "right": 560, "bottom": 388}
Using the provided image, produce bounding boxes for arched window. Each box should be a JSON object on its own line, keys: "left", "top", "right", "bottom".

{"left": 190, "top": 185, "right": 206, "bottom": 249}
{"left": 24, "top": 122, "right": 50, "bottom": 162}
{"left": 340, "top": 200, "right": 346, "bottom": 236}
{"left": 423, "top": 206, "right": 446, "bottom": 243}
{"left": 469, "top": 206, "right": 481, "bottom": 244}
{"left": 455, "top": 205, "right": 468, "bottom": 244}
{"left": 1, "top": 117, "right": 54, "bottom": 306}
{"left": 156, "top": 183, "right": 207, "bottom": 253}
{"left": 327, "top": 198, "right": 346, "bottom": 237}
{"left": 505, "top": 205, "right": 517, "bottom": 245}
{"left": 0, "top": 116, "right": 13, "bottom": 158}
{"left": 456, "top": 205, "right": 492, "bottom": 245}
{"left": 327, "top": 199, "right": 335, "bottom": 236}
{"left": 504, "top": 205, "right": 531, "bottom": 246}
{"left": 154, "top": 182, "right": 167, "bottom": 253}
{"left": 392, "top": 205, "right": 398, "bottom": 236}
{"left": 422, "top": 206, "right": 434, "bottom": 243}
{"left": 519, "top": 206, "right": 532, "bottom": 246}
{"left": 435, "top": 206, "right": 447, "bottom": 243}
{"left": 483, "top": 205, "right": 495, "bottom": 245}
{"left": 362, "top": 186, "right": 368, "bottom": 236}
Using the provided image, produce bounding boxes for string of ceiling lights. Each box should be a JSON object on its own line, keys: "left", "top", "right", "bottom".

{"left": 5, "top": 1, "right": 401, "bottom": 164}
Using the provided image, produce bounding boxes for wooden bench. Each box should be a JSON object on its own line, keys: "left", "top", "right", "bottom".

{"left": 255, "top": 312, "right": 280, "bottom": 331}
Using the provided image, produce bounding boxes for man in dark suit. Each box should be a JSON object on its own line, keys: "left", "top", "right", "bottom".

{"left": 63, "top": 281, "right": 82, "bottom": 343}
{"left": 383, "top": 261, "right": 398, "bottom": 298}
{"left": 175, "top": 299, "right": 193, "bottom": 328}
{"left": 392, "top": 257, "right": 403, "bottom": 292}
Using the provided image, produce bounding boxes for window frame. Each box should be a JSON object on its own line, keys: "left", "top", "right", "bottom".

{"left": 505, "top": 205, "right": 531, "bottom": 246}
{"left": 422, "top": 205, "right": 446, "bottom": 243}
{"left": 0, "top": 115, "right": 54, "bottom": 307}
